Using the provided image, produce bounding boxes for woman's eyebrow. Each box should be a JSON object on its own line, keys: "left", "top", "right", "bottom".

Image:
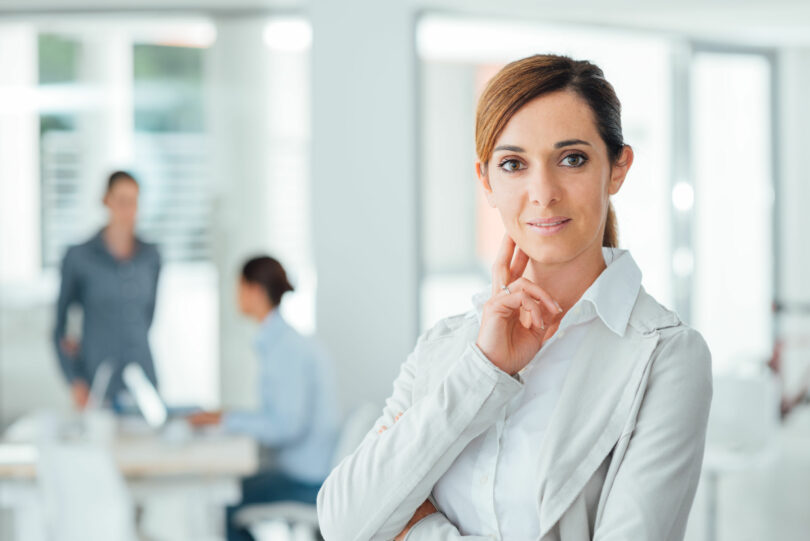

{"left": 493, "top": 145, "right": 526, "bottom": 153}
{"left": 493, "top": 140, "right": 591, "bottom": 153}
{"left": 554, "top": 139, "right": 591, "bottom": 148}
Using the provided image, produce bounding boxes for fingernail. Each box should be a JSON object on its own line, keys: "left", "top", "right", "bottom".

{"left": 555, "top": 301, "right": 563, "bottom": 313}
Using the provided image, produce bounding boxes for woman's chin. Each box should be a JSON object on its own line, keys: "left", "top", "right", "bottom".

{"left": 518, "top": 243, "right": 570, "bottom": 266}
{"left": 526, "top": 250, "right": 570, "bottom": 265}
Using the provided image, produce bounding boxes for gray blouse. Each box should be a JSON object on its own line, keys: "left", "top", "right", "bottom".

{"left": 53, "top": 229, "right": 161, "bottom": 401}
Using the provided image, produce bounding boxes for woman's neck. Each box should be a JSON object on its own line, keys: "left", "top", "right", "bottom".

{"left": 524, "top": 244, "right": 607, "bottom": 314}
{"left": 254, "top": 304, "right": 275, "bottom": 323}
{"left": 103, "top": 224, "right": 135, "bottom": 260}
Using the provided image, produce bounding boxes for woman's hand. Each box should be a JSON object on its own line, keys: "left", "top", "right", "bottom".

{"left": 378, "top": 412, "right": 437, "bottom": 540}
{"left": 60, "top": 337, "right": 80, "bottom": 358}
{"left": 71, "top": 381, "right": 90, "bottom": 409}
{"left": 476, "top": 234, "right": 563, "bottom": 375}
{"left": 187, "top": 411, "right": 223, "bottom": 427}
{"left": 394, "top": 499, "right": 437, "bottom": 541}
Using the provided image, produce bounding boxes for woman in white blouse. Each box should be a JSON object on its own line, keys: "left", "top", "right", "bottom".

{"left": 317, "top": 54, "right": 712, "bottom": 541}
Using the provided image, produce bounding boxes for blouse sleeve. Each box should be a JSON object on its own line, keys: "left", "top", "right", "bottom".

{"left": 144, "top": 246, "right": 161, "bottom": 329}
{"left": 316, "top": 340, "right": 522, "bottom": 541}
{"left": 223, "top": 336, "right": 313, "bottom": 446}
{"left": 52, "top": 247, "right": 85, "bottom": 383}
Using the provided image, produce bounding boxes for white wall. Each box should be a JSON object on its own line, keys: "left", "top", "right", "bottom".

{"left": 310, "top": 0, "right": 419, "bottom": 412}
{"left": 0, "top": 24, "right": 39, "bottom": 284}
{"left": 774, "top": 47, "right": 810, "bottom": 393}
{"left": 778, "top": 48, "right": 810, "bottom": 305}
{"left": 420, "top": 61, "right": 477, "bottom": 275}
{"left": 206, "top": 17, "right": 276, "bottom": 411}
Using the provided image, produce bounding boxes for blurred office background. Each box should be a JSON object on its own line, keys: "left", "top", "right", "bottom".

{"left": 1, "top": 0, "right": 810, "bottom": 539}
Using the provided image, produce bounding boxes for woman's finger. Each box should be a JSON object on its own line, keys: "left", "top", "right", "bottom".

{"left": 490, "top": 290, "right": 547, "bottom": 330}
{"left": 518, "top": 299, "right": 543, "bottom": 330}
{"left": 523, "top": 298, "right": 545, "bottom": 330}
{"left": 509, "top": 247, "right": 530, "bottom": 283}
{"left": 507, "top": 277, "right": 563, "bottom": 317}
{"left": 491, "top": 234, "right": 517, "bottom": 296}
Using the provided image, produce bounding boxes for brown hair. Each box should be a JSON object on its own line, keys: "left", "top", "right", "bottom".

{"left": 242, "top": 255, "right": 295, "bottom": 306}
{"left": 106, "top": 170, "right": 138, "bottom": 193}
{"left": 475, "top": 54, "right": 625, "bottom": 248}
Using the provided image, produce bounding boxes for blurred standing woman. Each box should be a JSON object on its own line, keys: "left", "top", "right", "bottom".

{"left": 53, "top": 171, "right": 161, "bottom": 408}
{"left": 318, "top": 55, "right": 712, "bottom": 541}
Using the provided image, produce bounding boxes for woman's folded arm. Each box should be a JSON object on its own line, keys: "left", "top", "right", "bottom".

{"left": 317, "top": 342, "right": 522, "bottom": 541}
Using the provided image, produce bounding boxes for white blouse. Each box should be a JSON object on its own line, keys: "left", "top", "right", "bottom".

{"left": 431, "top": 247, "right": 643, "bottom": 540}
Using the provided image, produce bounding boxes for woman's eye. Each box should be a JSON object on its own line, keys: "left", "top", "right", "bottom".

{"left": 498, "top": 159, "right": 523, "bottom": 172}
{"left": 561, "top": 154, "right": 587, "bottom": 167}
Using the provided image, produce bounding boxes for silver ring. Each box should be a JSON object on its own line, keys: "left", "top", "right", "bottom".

{"left": 500, "top": 284, "right": 511, "bottom": 295}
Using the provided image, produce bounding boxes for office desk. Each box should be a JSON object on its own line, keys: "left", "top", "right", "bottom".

{"left": 0, "top": 431, "right": 259, "bottom": 541}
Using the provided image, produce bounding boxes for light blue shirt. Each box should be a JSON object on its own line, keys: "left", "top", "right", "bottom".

{"left": 224, "top": 311, "right": 340, "bottom": 484}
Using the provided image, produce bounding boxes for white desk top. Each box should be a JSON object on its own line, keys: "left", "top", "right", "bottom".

{"left": 0, "top": 432, "right": 259, "bottom": 480}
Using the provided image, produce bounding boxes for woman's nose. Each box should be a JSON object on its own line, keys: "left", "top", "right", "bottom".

{"left": 527, "top": 166, "right": 561, "bottom": 207}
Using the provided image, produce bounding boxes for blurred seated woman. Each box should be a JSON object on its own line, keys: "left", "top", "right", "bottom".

{"left": 189, "top": 255, "right": 340, "bottom": 541}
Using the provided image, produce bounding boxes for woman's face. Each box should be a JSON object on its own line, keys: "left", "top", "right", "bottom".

{"left": 104, "top": 180, "right": 139, "bottom": 231}
{"left": 477, "top": 90, "right": 632, "bottom": 268}
{"left": 238, "top": 278, "right": 273, "bottom": 318}
{"left": 237, "top": 278, "right": 255, "bottom": 316}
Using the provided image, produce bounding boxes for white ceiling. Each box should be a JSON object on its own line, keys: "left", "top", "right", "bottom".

{"left": 0, "top": 0, "right": 809, "bottom": 47}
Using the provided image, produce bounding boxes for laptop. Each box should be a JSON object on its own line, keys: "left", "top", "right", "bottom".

{"left": 121, "top": 363, "right": 201, "bottom": 429}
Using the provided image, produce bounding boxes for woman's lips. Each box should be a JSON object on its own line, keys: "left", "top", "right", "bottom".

{"left": 526, "top": 218, "right": 571, "bottom": 235}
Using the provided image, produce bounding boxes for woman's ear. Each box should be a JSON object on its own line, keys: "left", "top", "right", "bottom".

{"left": 608, "top": 145, "right": 633, "bottom": 195}
{"left": 608, "top": 145, "right": 634, "bottom": 196}
{"left": 476, "top": 160, "right": 497, "bottom": 208}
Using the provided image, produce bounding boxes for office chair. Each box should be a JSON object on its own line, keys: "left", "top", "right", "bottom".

{"left": 234, "top": 403, "right": 380, "bottom": 541}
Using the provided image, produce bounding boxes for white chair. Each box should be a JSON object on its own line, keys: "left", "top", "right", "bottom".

{"left": 701, "top": 369, "right": 781, "bottom": 541}
{"left": 234, "top": 403, "right": 380, "bottom": 541}
{"left": 3, "top": 410, "right": 136, "bottom": 541}
{"left": 36, "top": 442, "right": 137, "bottom": 541}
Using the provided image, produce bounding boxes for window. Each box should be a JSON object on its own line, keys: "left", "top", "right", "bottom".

{"left": 0, "top": 16, "right": 315, "bottom": 420}
{"left": 690, "top": 50, "right": 774, "bottom": 371}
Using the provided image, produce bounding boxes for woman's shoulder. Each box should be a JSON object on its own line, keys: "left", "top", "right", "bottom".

{"left": 271, "top": 319, "right": 328, "bottom": 358}
{"left": 631, "top": 287, "right": 711, "bottom": 379}
{"left": 65, "top": 234, "right": 99, "bottom": 257}
{"left": 628, "top": 286, "right": 685, "bottom": 335}
{"left": 135, "top": 238, "right": 161, "bottom": 262}
{"left": 61, "top": 238, "right": 95, "bottom": 271}
{"left": 419, "top": 309, "right": 480, "bottom": 346}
